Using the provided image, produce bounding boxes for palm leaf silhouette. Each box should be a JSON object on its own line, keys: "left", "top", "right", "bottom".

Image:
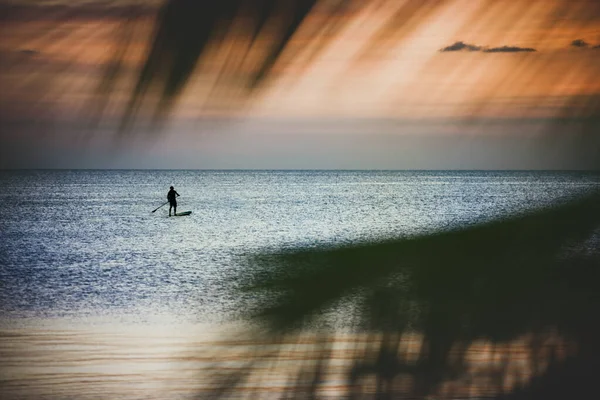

{"left": 220, "top": 190, "right": 598, "bottom": 398}
{"left": 2, "top": 1, "right": 599, "bottom": 397}
{"left": 86, "top": 0, "right": 600, "bottom": 397}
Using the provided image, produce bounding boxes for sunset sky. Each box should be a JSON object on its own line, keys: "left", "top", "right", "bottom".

{"left": 0, "top": 0, "right": 599, "bottom": 169}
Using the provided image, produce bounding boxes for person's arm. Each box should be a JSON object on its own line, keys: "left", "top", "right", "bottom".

{"left": 176, "top": 191, "right": 180, "bottom": 197}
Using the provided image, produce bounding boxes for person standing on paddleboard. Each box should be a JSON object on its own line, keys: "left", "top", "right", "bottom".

{"left": 167, "top": 186, "right": 180, "bottom": 216}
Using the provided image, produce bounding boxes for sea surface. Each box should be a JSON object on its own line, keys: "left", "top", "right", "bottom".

{"left": 1, "top": 170, "right": 599, "bottom": 399}
{"left": 1, "top": 169, "right": 599, "bottom": 327}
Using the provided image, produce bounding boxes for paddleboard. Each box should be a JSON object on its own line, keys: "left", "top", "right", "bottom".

{"left": 174, "top": 211, "right": 192, "bottom": 216}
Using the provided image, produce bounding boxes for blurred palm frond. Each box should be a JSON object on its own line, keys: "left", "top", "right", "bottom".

{"left": 5, "top": 0, "right": 599, "bottom": 398}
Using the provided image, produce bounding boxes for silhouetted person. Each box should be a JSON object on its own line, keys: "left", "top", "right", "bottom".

{"left": 167, "top": 186, "right": 180, "bottom": 216}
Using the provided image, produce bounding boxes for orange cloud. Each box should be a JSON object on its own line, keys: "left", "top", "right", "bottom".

{"left": 1, "top": 0, "right": 599, "bottom": 124}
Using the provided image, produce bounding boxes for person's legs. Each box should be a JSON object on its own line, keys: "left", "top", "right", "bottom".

{"left": 169, "top": 204, "right": 173, "bottom": 216}
{"left": 173, "top": 202, "right": 177, "bottom": 215}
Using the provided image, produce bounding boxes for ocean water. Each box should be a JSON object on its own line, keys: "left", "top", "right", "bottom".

{"left": 1, "top": 170, "right": 599, "bottom": 327}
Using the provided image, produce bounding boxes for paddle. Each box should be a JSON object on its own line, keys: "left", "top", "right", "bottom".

{"left": 151, "top": 201, "right": 169, "bottom": 213}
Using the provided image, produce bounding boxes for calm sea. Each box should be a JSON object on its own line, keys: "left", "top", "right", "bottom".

{"left": 1, "top": 169, "right": 599, "bottom": 399}
{"left": 1, "top": 170, "right": 599, "bottom": 327}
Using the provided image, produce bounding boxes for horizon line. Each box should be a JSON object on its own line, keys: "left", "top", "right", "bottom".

{"left": 2, "top": 168, "right": 600, "bottom": 172}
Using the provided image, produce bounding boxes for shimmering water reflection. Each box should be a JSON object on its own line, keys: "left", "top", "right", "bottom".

{"left": 0, "top": 323, "right": 576, "bottom": 399}
{"left": 1, "top": 170, "right": 598, "bottom": 324}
